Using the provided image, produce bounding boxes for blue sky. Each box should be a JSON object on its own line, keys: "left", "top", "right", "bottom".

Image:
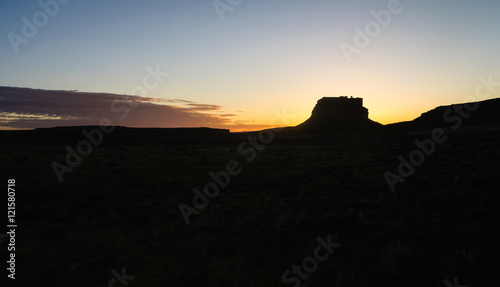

{"left": 1, "top": 0, "right": 500, "bottom": 130}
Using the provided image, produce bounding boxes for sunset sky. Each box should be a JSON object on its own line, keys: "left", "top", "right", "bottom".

{"left": 1, "top": 0, "right": 500, "bottom": 131}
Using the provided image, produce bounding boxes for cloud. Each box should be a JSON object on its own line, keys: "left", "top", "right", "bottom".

{"left": 0, "top": 86, "right": 241, "bottom": 130}
{"left": 184, "top": 103, "right": 223, "bottom": 112}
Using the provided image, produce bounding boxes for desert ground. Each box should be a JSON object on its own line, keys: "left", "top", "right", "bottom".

{"left": 1, "top": 124, "right": 499, "bottom": 287}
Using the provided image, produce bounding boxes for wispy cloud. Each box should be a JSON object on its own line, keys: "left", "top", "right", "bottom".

{"left": 184, "top": 103, "right": 223, "bottom": 112}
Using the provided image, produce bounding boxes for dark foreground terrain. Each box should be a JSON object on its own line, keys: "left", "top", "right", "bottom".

{"left": 1, "top": 125, "right": 500, "bottom": 287}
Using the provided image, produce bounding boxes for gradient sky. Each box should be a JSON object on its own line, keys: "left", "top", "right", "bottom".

{"left": 1, "top": 0, "right": 500, "bottom": 131}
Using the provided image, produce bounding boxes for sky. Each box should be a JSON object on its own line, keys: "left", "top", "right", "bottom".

{"left": 1, "top": 0, "right": 500, "bottom": 131}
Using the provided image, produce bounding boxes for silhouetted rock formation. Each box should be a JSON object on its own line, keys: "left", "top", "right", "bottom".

{"left": 0, "top": 126, "right": 232, "bottom": 145}
{"left": 385, "top": 98, "right": 500, "bottom": 130}
{"left": 294, "top": 97, "right": 381, "bottom": 133}
{"left": 414, "top": 98, "right": 500, "bottom": 126}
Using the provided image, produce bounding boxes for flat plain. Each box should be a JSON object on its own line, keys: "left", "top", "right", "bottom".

{"left": 1, "top": 126, "right": 499, "bottom": 287}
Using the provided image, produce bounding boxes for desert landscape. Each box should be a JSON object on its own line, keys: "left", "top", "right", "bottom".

{"left": 2, "top": 1, "right": 500, "bottom": 286}
{"left": 1, "top": 89, "right": 500, "bottom": 286}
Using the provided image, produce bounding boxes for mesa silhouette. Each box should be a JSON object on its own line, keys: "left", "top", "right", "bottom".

{"left": 293, "top": 96, "right": 382, "bottom": 133}
{"left": 1, "top": 86, "right": 500, "bottom": 139}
